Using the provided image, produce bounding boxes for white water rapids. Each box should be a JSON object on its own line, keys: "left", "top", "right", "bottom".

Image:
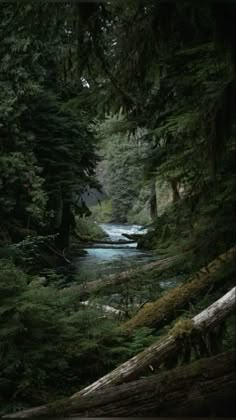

{"left": 75, "top": 223, "right": 153, "bottom": 276}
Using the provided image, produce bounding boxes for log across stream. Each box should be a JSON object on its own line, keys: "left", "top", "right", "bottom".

{"left": 70, "top": 223, "right": 182, "bottom": 302}
{"left": 73, "top": 223, "right": 159, "bottom": 282}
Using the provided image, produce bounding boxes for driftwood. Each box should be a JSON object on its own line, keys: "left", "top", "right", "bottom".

{"left": 121, "top": 246, "right": 236, "bottom": 333}
{"left": 7, "top": 287, "right": 235, "bottom": 418}
{"left": 61, "top": 254, "right": 180, "bottom": 299}
{"left": 5, "top": 352, "right": 235, "bottom": 417}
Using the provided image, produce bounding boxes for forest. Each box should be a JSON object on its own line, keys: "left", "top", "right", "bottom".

{"left": 0, "top": 0, "right": 235, "bottom": 417}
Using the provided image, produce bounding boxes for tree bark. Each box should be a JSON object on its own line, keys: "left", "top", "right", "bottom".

{"left": 5, "top": 352, "right": 235, "bottom": 417}
{"left": 150, "top": 182, "right": 158, "bottom": 221}
{"left": 168, "top": 176, "right": 181, "bottom": 202}
{"left": 121, "top": 246, "right": 236, "bottom": 333}
{"left": 7, "top": 287, "right": 235, "bottom": 419}
{"left": 70, "top": 286, "right": 235, "bottom": 398}
{"left": 56, "top": 200, "right": 71, "bottom": 250}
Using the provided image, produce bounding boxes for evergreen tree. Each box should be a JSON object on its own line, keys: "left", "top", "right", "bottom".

{"left": 95, "top": 114, "right": 148, "bottom": 222}
{"left": 0, "top": 2, "right": 99, "bottom": 248}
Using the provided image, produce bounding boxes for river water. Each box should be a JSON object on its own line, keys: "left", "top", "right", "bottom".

{"left": 75, "top": 223, "right": 155, "bottom": 280}
{"left": 71, "top": 222, "right": 182, "bottom": 297}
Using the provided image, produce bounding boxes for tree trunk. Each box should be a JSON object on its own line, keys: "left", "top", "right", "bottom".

{"left": 150, "top": 181, "right": 158, "bottom": 221}
{"left": 70, "top": 286, "right": 235, "bottom": 398}
{"left": 169, "top": 177, "right": 181, "bottom": 202}
{"left": 56, "top": 200, "right": 71, "bottom": 250}
{"left": 8, "top": 287, "right": 235, "bottom": 419}
{"left": 61, "top": 254, "right": 180, "bottom": 299}
{"left": 6, "top": 352, "right": 235, "bottom": 417}
{"left": 49, "top": 193, "right": 63, "bottom": 231}
{"left": 121, "top": 246, "right": 236, "bottom": 333}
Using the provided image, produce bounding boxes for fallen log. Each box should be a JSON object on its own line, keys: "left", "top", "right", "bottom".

{"left": 61, "top": 254, "right": 180, "bottom": 299}
{"left": 53, "top": 352, "right": 236, "bottom": 417}
{"left": 84, "top": 239, "right": 136, "bottom": 245}
{"left": 5, "top": 352, "right": 235, "bottom": 417}
{"left": 70, "top": 285, "right": 235, "bottom": 398}
{"left": 7, "top": 287, "right": 235, "bottom": 419}
{"left": 72, "top": 239, "right": 136, "bottom": 247}
{"left": 122, "top": 232, "right": 144, "bottom": 241}
{"left": 73, "top": 231, "right": 135, "bottom": 245}
{"left": 81, "top": 244, "right": 136, "bottom": 249}
{"left": 121, "top": 246, "right": 236, "bottom": 333}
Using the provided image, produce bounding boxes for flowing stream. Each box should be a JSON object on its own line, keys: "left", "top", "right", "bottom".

{"left": 70, "top": 222, "right": 182, "bottom": 301}
{"left": 75, "top": 223, "right": 155, "bottom": 280}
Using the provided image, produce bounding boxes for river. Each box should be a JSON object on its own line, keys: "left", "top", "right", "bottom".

{"left": 75, "top": 223, "right": 156, "bottom": 281}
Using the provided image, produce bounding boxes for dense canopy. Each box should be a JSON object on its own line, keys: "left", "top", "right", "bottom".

{"left": 0, "top": 1, "right": 235, "bottom": 417}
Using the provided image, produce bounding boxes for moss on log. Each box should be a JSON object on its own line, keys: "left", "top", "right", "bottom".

{"left": 61, "top": 254, "right": 180, "bottom": 299}
{"left": 5, "top": 287, "right": 235, "bottom": 418}
{"left": 6, "top": 352, "right": 235, "bottom": 417}
{"left": 121, "top": 246, "right": 236, "bottom": 333}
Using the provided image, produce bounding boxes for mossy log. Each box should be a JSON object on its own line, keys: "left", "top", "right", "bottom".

{"left": 61, "top": 254, "right": 179, "bottom": 299}
{"left": 122, "top": 246, "right": 236, "bottom": 333}
{"left": 7, "top": 287, "right": 235, "bottom": 419}
{"left": 5, "top": 352, "right": 236, "bottom": 417}
{"left": 70, "top": 286, "right": 235, "bottom": 398}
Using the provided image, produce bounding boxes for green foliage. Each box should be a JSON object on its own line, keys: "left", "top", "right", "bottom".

{"left": 7, "top": 234, "right": 59, "bottom": 272}
{"left": 124, "top": 327, "right": 156, "bottom": 358}
{"left": 75, "top": 217, "right": 107, "bottom": 241}
{"left": 84, "top": 0, "right": 236, "bottom": 267}
{"left": 0, "top": 261, "right": 164, "bottom": 415}
{"left": 0, "top": 2, "right": 236, "bottom": 415}
{"left": 221, "top": 315, "right": 236, "bottom": 352}
{"left": 127, "top": 186, "right": 152, "bottom": 225}
{"left": 116, "top": 10, "right": 235, "bottom": 265}
{"left": 0, "top": 2, "right": 99, "bottom": 249}
{"left": 94, "top": 115, "right": 150, "bottom": 222}
{"left": 89, "top": 199, "right": 113, "bottom": 223}
{"left": 0, "top": 262, "right": 121, "bottom": 413}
